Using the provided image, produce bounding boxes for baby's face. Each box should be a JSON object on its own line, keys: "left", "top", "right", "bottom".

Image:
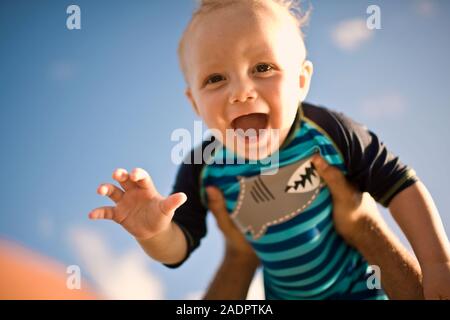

{"left": 184, "top": 3, "right": 313, "bottom": 160}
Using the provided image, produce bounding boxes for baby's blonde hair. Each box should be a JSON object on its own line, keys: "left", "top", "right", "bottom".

{"left": 178, "top": 0, "right": 310, "bottom": 83}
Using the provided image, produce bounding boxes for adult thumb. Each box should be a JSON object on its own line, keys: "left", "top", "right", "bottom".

{"left": 311, "top": 155, "right": 353, "bottom": 201}
{"left": 206, "top": 186, "right": 230, "bottom": 226}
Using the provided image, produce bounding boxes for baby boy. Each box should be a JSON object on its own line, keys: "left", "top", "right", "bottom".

{"left": 90, "top": 0, "right": 450, "bottom": 299}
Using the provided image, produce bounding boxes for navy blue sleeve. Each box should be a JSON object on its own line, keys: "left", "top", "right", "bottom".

{"left": 163, "top": 141, "right": 210, "bottom": 269}
{"left": 302, "top": 102, "right": 418, "bottom": 207}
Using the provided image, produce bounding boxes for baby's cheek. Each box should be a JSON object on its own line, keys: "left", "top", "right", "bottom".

{"left": 279, "top": 72, "right": 303, "bottom": 97}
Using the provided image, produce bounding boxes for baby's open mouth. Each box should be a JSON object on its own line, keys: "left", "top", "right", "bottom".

{"left": 231, "top": 113, "right": 269, "bottom": 138}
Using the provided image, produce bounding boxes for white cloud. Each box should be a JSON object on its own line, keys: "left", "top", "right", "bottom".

{"left": 68, "top": 227, "right": 164, "bottom": 299}
{"left": 414, "top": 0, "right": 437, "bottom": 17}
{"left": 360, "top": 93, "right": 408, "bottom": 120}
{"left": 331, "top": 18, "right": 373, "bottom": 52}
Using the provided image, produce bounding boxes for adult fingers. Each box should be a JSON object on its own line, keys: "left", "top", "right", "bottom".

{"left": 311, "top": 155, "right": 354, "bottom": 202}
{"left": 206, "top": 186, "right": 233, "bottom": 231}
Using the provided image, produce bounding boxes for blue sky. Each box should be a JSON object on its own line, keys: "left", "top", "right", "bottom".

{"left": 1, "top": 0, "right": 449, "bottom": 299}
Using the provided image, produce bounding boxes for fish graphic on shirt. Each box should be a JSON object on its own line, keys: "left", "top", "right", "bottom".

{"left": 231, "top": 154, "right": 323, "bottom": 240}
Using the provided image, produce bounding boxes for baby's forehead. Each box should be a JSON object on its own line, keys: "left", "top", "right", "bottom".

{"left": 179, "top": 1, "right": 305, "bottom": 82}
{"left": 186, "top": 3, "right": 302, "bottom": 53}
{"left": 190, "top": 1, "right": 298, "bottom": 35}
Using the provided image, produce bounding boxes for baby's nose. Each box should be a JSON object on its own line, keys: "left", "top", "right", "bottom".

{"left": 229, "top": 79, "right": 257, "bottom": 104}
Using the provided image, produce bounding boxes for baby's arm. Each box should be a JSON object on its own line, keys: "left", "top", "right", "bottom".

{"left": 137, "top": 222, "right": 188, "bottom": 265}
{"left": 389, "top": 181, "right": 450, "bottom": 299}
{"left": 389, "top": 182, "right": 450, "bottom": 265}
{"left": 89, "top": 168, "right": 189, "bottom": 265}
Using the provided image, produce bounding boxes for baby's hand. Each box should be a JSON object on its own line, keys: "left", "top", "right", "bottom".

{"left": 422, "top": 261, "right": 450, "bottom": 299}
{"left": 89, "top": 168, "right": 187, "bottom": 240}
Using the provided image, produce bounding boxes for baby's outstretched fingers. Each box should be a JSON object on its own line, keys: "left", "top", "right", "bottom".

{"left": 159, "top": 192, "right": 187, "bottom": 217}
{"left": 130, "top": 168, "right": 157, "bottom": 194}
{"left": 112, "top": 168, "right": 135, "bottom": 191}
{"left": 89, "top": 206, "right": 117, "bottom": 221}
{"left": 97, "top": 183, "right": 124, "bottom": 204}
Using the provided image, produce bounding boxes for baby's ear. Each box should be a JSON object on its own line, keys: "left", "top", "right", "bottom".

{"left": 299, "top": 60, "right": 314, "bottom": 101}
{"left": 185, "top": 88, "right": 200, "bottom": 116}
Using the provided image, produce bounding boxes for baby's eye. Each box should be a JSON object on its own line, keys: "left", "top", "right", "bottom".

{"left": 254, "top": 63, "right": 274, "bottom": 74}
{"left": 205, "top": 74, "right": 225, "bottom": 85}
